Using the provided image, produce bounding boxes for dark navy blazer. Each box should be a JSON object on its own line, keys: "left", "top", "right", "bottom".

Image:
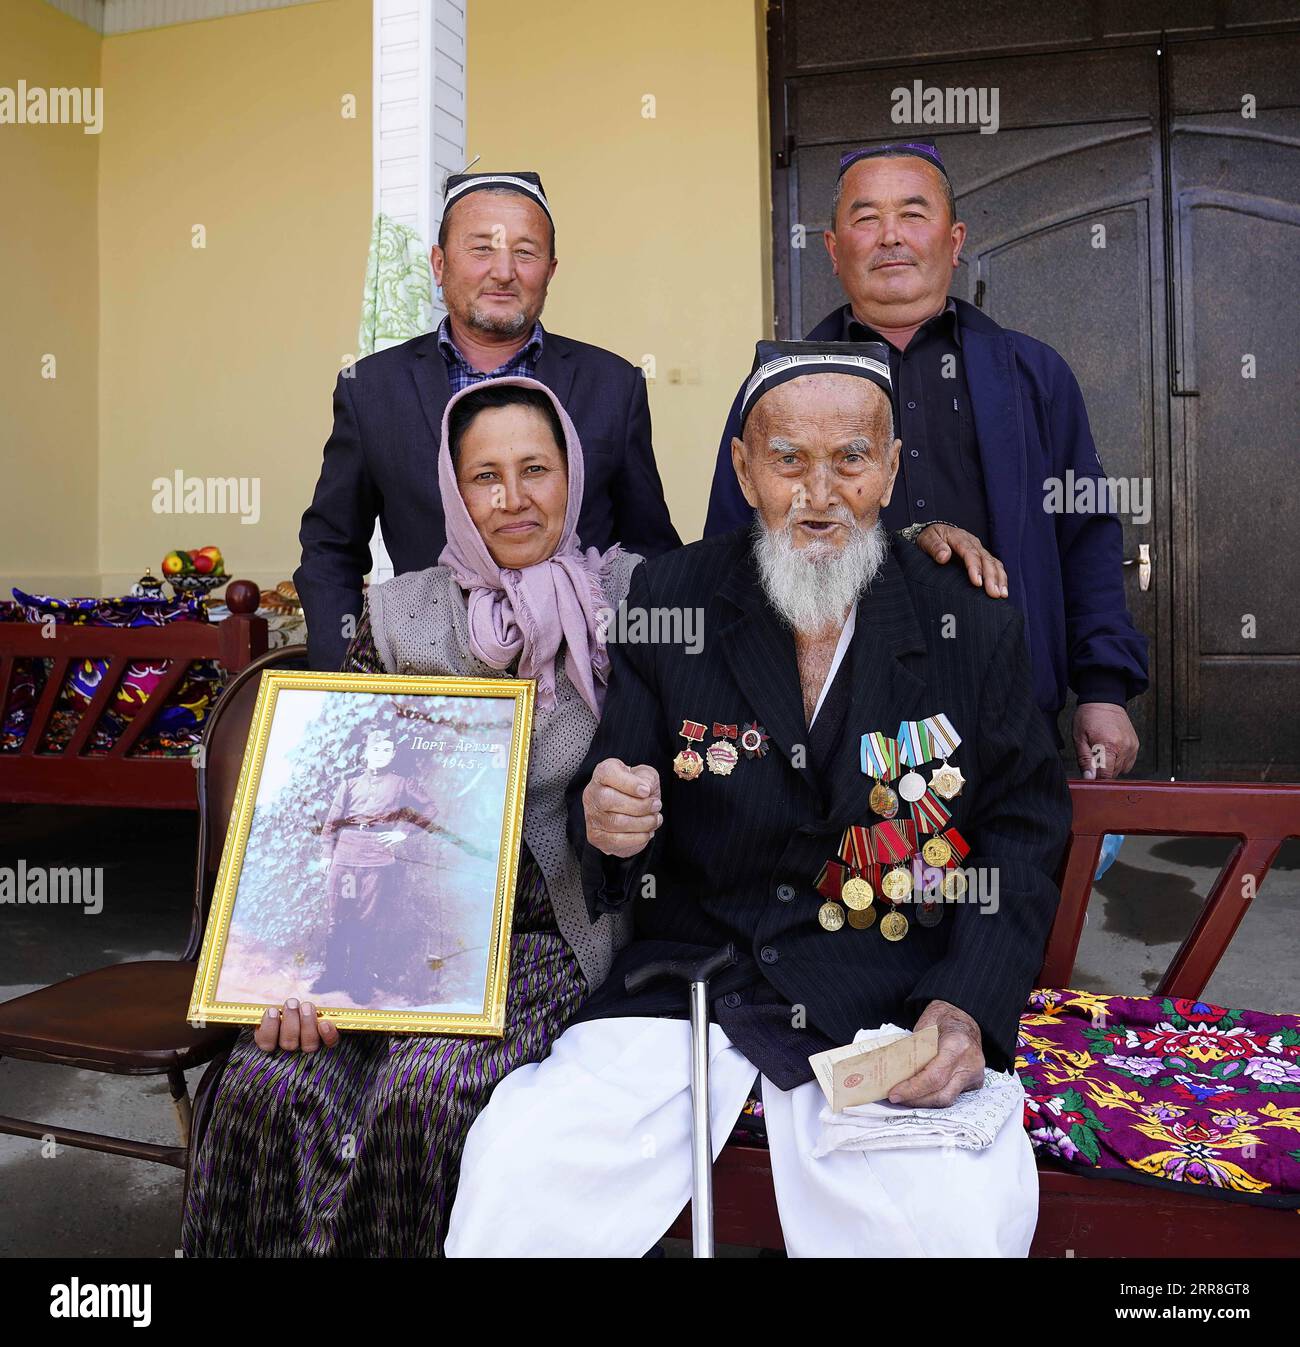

{"left": 704, "top": 300, "right": 1149, "bottom": 721}
{"left": 568, "top": 530, "right": 1071, "bottom": 1081}
{"left": 295, "top": 328, "right": 681, "bottom": 670}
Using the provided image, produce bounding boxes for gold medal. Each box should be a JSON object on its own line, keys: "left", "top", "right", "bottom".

{"left": 880, "top": 908, "right": 909, "bottom": 941}
{"left": 921, "top": 836, "right": 952, "bottom": 867}
{"left": 881, "top": 866, "right": 913, "bottom": 902}
{"left": 673, "top": 749, "right": 703, "bottom": 780}
{"left": 868, "top": 780, "right": 899, "bottom": 818}
{"left": 930, "top": 760, "right": 965, "bottom": 800}
{"left": 840, "top": 875, "right": 874, "bottom": 910}
{"left": 847, "top": 904, "right": 877, "bottom": 930}
{"left": 942, "top": 869, "right": 968, "bottom": 901}
{"left": 818, "top": 900, "right": 846, "bottom": 932}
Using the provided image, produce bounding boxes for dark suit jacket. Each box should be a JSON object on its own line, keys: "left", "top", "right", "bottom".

{"left": 704, "top": 300, "right": 1149, "bottom": 722}
{"left": 295, "top": 328, "right": 681, "bottom": 670}
{"left": 567, "top": 529, "right": 1072, "bottom": 1077}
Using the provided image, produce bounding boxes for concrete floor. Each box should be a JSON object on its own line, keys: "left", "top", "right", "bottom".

{"left": 0, "top": 803, "right": 1296, "bottom": 1257}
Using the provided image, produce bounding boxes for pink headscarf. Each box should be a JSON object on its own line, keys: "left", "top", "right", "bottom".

{"left": 437, "top": 376, "right": 617, "bottom": 715}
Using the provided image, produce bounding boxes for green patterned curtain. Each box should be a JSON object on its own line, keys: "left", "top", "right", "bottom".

{"left": 357, "top": 213, "right": 435, "bottom": 358}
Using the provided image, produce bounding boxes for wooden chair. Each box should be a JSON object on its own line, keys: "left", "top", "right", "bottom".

{"left": 668, "top": 780, "right": 1300, "bottom": 1255}
{"left": 0, "top": 644, "right": 307, "bottom": 1169}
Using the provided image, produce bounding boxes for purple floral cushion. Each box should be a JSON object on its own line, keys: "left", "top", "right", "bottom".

{"left": 1019, "top": 989, "right": 1300, "bottom": 1208}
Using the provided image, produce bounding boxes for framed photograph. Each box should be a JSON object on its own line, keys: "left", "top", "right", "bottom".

{"left": 189, "top": 670, "right": 535, "bottom": 1035}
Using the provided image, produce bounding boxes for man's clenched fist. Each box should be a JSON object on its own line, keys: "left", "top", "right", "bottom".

{"left": 583, "top": 758, "right": 663, "bottom": 858}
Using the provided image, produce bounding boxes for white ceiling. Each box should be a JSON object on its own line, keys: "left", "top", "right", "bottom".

{"left": 44, "top": 0, "right": 324, "bottom": 37}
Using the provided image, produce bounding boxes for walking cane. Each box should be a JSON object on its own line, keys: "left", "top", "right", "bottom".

{"left": 625, "top": 942, "right": 738, "bottom": 1258}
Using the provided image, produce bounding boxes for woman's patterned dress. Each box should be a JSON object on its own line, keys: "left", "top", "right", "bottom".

{"left": 181, "top": 610, "right": 588, "bottom": 1256}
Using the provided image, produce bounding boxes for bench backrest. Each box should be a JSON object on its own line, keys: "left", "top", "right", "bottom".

{"left": 1044, "top": 780, "right": 1300, "bottom": 997}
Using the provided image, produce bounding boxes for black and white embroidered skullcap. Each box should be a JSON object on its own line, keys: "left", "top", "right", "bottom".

{"left": 442, "top": 171, "right": 553, "bottom": 223}
{"left": 740, "top": 340, "right": 893, "bottom": 430}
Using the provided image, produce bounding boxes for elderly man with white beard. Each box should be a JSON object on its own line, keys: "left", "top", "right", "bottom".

{"left": 445, "top": 341, "right": 1072, "bottom": 1258}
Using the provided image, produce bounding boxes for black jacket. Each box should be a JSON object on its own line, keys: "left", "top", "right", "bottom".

{"left": 295, "top": 328, "right": 681, "bottom": 670}
{"left": 568, "top": 529, "right": 1071, "bottom": 1079}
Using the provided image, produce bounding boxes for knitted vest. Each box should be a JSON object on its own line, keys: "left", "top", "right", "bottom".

{"left": 367, "top": 551, "right": 641, "bottom": 990}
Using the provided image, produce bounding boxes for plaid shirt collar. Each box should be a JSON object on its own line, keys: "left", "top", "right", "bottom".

{"left": 436, "top": 316, "right": 545, "bottom": 393}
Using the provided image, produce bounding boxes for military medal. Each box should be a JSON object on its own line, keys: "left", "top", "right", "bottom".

{"left": 942, "top": 869, "right": 967, "bottom": 901}
{"left": 818, "top": 900, "right": 846, "bottom": 932}
{"left": 739, "top": 721, "right": 769, "bottom": 758}
{"left": 847, "top": 904, "right": 877, "bottom": 930}
{"left": 834, "top": 825, "right": 876, "bottom": 910}
{"left": 868, "top": 779, "right": 899, "bottom": 818}
{"left": 674, "top": 719, "right": 706, "bottom": 780}
{"left": 915, "top": 900, "right": 943, "bottom": 928}
{"left": 861, "top": 731, "right": 902, "bottom": 818}
{"left": 841, "top": 875, "right": 874, "bottom": 910}
{"left": 880, "top": 908, "right": 909, "bottom": 941}
{"left": 898, "top": 770, "right": 926, "bottom": 803}
{"left": 921, "top": 835, "right": 953, "bottom": 868}
{"left": 706, "top": 741, "right": 738, "bottom": 775}
{"left": 930, "top": 760, "right": 965, "bottom": 800}
{"left": 881, "top": 865, "right": 913, "bottom": 902}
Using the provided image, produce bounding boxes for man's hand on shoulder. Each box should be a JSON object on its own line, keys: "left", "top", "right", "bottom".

{"left": 915, "top": 524, "right": 1009, "bottom": 599}
{"left": 1073, "top": 702, "right": 1139, "bottom": 779}
{"left": 583, "top": 758, "right": 663, "bottom": 858}
{"left": 888, "top": 999, "right": 985, "bottom": 1108}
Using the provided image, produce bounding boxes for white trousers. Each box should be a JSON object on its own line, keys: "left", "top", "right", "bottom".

{"left": 445, "top": 1018, "right": 1039, "bottom": 1258}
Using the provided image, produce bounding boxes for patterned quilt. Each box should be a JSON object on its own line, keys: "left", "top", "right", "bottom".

{"left": 1019, "top": 989, "right": 1300, "bottom": 1208}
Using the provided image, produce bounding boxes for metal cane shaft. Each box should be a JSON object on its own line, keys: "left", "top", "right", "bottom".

{"left": 688, "top": 978, "right": 714, "bottom": 1257}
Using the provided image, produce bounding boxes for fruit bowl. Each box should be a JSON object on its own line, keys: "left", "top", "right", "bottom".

{"left": 167, "top": 572, "right": 229, "bottom": 600}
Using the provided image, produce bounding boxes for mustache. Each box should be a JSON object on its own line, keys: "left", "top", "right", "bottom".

{"left": 871, "top": 250, "right": 917, "bottom": 267}
{"left": 783, "top": 503, "right": 856, "bottom": 529}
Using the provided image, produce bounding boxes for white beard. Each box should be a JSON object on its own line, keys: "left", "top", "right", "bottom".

{"left": 753, "top": 507, "right": 889, "bottom": 634}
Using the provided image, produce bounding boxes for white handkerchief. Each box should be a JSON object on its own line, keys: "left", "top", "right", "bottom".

{"left": 811, "top": 1027, "right": 1025, "bottom": 1158}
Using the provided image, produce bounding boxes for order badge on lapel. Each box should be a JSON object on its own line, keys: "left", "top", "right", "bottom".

{"left": 706, "top": 722, "right": 739, "bottom": 776}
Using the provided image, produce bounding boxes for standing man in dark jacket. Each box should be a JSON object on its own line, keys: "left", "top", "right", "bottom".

{"left": 705, "top": 142, "right": 1148, "bottom": 778}
{"left": 296, "top": 171, "right": 680, "bottom": 670}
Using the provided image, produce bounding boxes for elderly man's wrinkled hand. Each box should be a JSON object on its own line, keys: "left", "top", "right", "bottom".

{"left": 253, "top": 1000, "right": 340, "bottom": 1054}
{"left": 887, "top": 999, "right": 986, "bottom": 1108}
{"left": 584, "top": 757, "right": 662, "bottom": 859}
{"left": 915, "top": 524, "right": 1008, "bottom": 599}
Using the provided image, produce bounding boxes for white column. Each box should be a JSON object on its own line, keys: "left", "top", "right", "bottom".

{"left": 368, "top": 0, "right": 467, "bottom": 581}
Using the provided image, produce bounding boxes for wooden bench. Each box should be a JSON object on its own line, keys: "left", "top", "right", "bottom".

{"left": 666, "top": 780, "right": 1300, "bottom": 1255}
{"left": 0, "top": 586, "right": 267, "bottom": 811}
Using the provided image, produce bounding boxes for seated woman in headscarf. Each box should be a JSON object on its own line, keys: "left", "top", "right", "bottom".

{"left": 183, "top": 377, "right": 645, "bottom": 1257}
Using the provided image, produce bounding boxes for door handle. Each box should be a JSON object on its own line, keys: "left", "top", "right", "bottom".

{"left": 1122, "top": 543, "right": 1153, "bottom": 592}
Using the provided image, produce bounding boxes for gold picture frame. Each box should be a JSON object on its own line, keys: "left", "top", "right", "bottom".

{"left": 189, "top": 670, "right": 535, "bottom": 1036}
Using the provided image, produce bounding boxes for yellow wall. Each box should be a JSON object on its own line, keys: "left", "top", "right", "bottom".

{"left": 467, "top": 0, "right": 772, "bottom": 543}
{"left": 97, "top": 0, "right": 372, "bottom": 593}
{"left": 2, "top": 0, "right": 769, "bottom": 603}
{"left": 0, "top": 0, "right": 102, "bottom": 597}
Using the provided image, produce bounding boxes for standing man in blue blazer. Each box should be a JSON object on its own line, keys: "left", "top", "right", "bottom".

{"left": 705, "top": 142, "right": 1148, "bottom": 779}
{"left": 296, "top": 170, "right": 680, "bottom": 671}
